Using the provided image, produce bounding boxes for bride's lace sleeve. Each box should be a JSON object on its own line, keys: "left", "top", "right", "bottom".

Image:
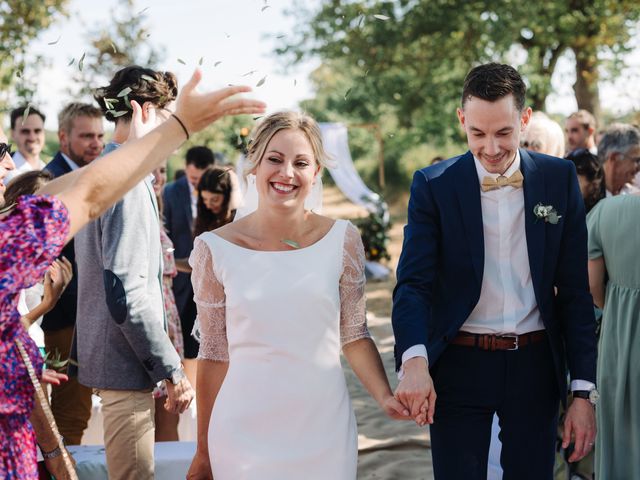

{"left": 190, "top": 237, "right": 229, "bottom": 362}
{"left": 340, "top": 222, "right": 371, "bottom": 347}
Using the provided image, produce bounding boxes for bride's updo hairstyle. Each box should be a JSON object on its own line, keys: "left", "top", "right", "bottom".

{"left": 244, "top": 111, "right": 332, "bottom": 176}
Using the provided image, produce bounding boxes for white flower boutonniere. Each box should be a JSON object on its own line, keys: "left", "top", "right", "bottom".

{"left": 533, "top": 203, "right": 562, "bottom": 224}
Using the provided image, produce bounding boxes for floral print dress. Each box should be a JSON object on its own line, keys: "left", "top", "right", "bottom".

{"left": 0, "top": 195, "right": 69, "bottom": 480}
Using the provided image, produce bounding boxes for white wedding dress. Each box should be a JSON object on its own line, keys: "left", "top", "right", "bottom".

{"left": 190, "top": 219, "right": 371, "bottom": 480}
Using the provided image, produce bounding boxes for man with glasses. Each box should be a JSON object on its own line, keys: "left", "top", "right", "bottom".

{"left": 597, "top": 123, "right": 640, "bottom": 196}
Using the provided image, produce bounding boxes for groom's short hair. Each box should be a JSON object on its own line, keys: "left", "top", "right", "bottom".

{"left": 461, "top": 63, "right": 526, "bottom": 111}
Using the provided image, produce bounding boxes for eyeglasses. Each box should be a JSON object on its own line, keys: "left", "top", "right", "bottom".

{"left": 0, "top": 143, "right": 12, "bottom": 158}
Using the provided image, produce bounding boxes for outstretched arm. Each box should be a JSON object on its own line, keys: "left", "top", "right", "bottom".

{"left": 39, "top": 70, "right": 266, "bottom": 241}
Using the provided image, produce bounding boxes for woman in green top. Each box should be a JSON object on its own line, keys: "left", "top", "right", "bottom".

{"left": 587, "top": 193, "right": 640, "bottom": 480}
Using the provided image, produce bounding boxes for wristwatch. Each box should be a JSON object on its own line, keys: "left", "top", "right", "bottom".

{"left": 39, "top": 435, "right": 65, "bottom": 459}
{"left": 573, "top": 388, "right": 599, "bottom": 406}
{"left": 167, "top": 367, "right": 186, "bottom": 385}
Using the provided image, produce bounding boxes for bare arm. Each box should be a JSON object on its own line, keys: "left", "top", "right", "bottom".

{"left": 588, "top": 257, "right": 606, "bottom": 309}
{"left": 39, "top": 70, "right": 265, "bottom": 242}
{"left": 343, "top": 338, "right": 410, "bottom": 420}
{"left": 186, "top": 360, "right": 228, "bottom": 480}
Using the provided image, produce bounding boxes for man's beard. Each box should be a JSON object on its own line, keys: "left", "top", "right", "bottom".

{"left": 67, "top": 144, "right": 92, "bottom": 167}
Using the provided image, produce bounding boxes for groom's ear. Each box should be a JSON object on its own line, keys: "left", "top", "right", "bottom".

{"left": 456, "top": 107, "right": 466, "bottom": 129}
{"left": 520, "top": 107, "right": 533, "bottom": 132}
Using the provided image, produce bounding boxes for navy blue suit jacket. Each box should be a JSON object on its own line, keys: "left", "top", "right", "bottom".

{"left": 162, "top": 175, "right": 194, "bottom": 315}
{"left": 392, "top": 149, "right": 597, "bottom": 396}
{"left": 42, "top": 152, "right": 77, "bottom": 331}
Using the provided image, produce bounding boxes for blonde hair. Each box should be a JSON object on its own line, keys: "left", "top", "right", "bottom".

{"left": 244, "top": 111, "right": 331, "bottom": 176}
{"left": 58, "top": 102, "right": 103, "bottom": 134}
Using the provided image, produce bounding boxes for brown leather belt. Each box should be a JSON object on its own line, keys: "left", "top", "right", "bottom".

{"left": 450, "top": 330, "right": 547, "bottom": 351}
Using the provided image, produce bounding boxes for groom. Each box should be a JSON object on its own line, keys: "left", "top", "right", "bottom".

{"left": 392, "top": 63, "right": 597, "bottom": 479}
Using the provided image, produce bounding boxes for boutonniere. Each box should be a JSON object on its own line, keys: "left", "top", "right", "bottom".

{"left": 533, "top": 203, "right": 562, "bottom": 224}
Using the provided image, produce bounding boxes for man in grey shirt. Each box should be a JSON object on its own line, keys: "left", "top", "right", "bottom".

{"left": 74, "top": 66, "right": 193, "bottom": 480}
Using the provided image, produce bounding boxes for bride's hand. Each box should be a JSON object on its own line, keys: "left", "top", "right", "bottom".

{"left": 186, "top": 449, "right": 213, "bottom": 480}
{"left": 380, "top": 393, "right": 412, "bottom": 421}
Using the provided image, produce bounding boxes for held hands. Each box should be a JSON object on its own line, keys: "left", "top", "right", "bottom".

{"left": 394, "top": 357, "right": 436, "bottom": 427}
{"left": 562, "top": 398, "right": 596, "bottom": 462}
{"left": 41, "top": 369, "right": 69, "bottom": 386}
{"left": 43, "top": 450, "right": 76, "bottom": 480}
{"left": 164, "top": 377, "right": 195, "bottom": 415}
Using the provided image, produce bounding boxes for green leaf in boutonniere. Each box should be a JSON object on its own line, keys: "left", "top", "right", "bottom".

{"left": 533, "top": 202, "right": 562, "bottom": 224}
{"left": 281, "top": 239, "right": 300, "bottom": 249}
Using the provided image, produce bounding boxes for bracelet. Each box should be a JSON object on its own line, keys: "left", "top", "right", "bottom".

{"left": 40, "top": 445, "right": 63, "bottom": 459}
{"left": 171, "top": 113, "right": 190, "bottom": 140}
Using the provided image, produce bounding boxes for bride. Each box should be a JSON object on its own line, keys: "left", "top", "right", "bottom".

{"left": 186, "top": 111, "right": 411, "bottom": 480}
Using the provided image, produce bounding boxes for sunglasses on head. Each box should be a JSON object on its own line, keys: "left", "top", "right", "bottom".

{"left": 0, "top": 143, "right": 11, "bottom": 158}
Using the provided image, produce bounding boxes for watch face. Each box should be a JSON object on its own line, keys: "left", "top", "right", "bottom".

{"left": 589, "top": 389, "right": 600, "bottom": 404}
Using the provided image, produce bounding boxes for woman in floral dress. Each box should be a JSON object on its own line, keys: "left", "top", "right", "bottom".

{"left": 0, "top": 77, "right": 266, "bottom": 479}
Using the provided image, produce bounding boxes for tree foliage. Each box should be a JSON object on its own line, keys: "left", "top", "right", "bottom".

{"left": 70, "top": 0, "right": 165, "bottom": 97}
{"left": 279, "top": 0, "right": 640, "bottom": 146}
{"left": 0, "top": 0, "right": 69, "bottom": 109}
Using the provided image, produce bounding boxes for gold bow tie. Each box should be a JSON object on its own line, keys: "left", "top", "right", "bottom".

{"left": 480, "top": 170, "right": 523, "bottom": 192}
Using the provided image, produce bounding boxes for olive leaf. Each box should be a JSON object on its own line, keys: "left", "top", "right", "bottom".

{"left": 67, "top": 58, "right": 75, "bottom": 66}
{"left": 110, "top": 42, "right": 118, "bottom": 54}
{"left": 344, "top": 87, "right": 352, "bottom": 100}
{"left": 47, "top": 35, "right": 61, "bottom": 45}
{"left": 111, "top": 110, "right": 128, "bottom": 118}
{"left": 198, "top": 57, "right": 204, "bottom": 66}
{"left": 177, "top": 58, "right": 186, "bottom": 65}
{"left": 117, "top": 86, "right": 132, "bottom": 97}
{"left": 78, "top": 52, "right": 86, "bottom": 71}
{"left": 262, "top": 5, "right": 270, "bottom": 11}
{"left": 242, "top": 70, "right": 257, "bottom": 77}
{"left": 103, "top": 97, "right": 118, "bottom": 110}
{"left": 21, "top": 104, "right": 31, "bottom": 124}
{"left": 214, "top": 61, "right": 222, "bottom": 67}
{"left": 141, "top": 74, "right": 155, "bottom": 82}
{"left": 256, "top": 76, "right": 267, "bottom": 87}
{"left": 373, "top": 14, "right": 390, "bottom": 20}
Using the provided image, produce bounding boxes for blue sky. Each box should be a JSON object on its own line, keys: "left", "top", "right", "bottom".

{"left": 19, "top": 0, "right": 640, "bottom": 128}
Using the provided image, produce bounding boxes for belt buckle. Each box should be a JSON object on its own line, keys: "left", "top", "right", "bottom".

{"left": 503, "top": 335, "right": 519, "bottom": 351}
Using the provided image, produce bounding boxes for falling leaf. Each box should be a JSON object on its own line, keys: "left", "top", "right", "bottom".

{"left": 364, "top": 69, "right": 370, "bottom": 77}
{"left": 110, "top": 42, "right": 118, "bottom": 54}
{"left": 262, "top": 5, "right": 270, "bottom": 11}
{"left": 141, "top": 74, "right": 155, "bottom": 82}
{"left": 344, "top": 87, "right": 352, "bottom": 100}
{"left": 224, "top": 32, "right": 231, "bottom": 38}
{"left": 117, "top": 86, "right": 132, "bottom": 97}
{"left": 276, "top": 34, "right": 285, "bottom": 39}
{"left": 357, "top": 14, "right": 365, "bottom": 28}
{"left": 214, "top": 61, "right": 222, "bottom": 67}
{"left": 67, "top": 58, "right": 75, "bottom": 66}
{"left": 177, "top": 58, "right": 186, "bottom": 65}
{"left": 294, "top": 79, "right": 297, "bottom": 86}
{"left": 111, "top": 110, "right": 128, "bottom": 118}
{"left": 198, "top": 57, "right": 204, "bottom": 66}
{"left": 256, "top": 76, "right": 267, "bottom": 87}
{"left": 47, "top": 35, "right": 61, "bottom": 45}
{"left": 253, "top": 116, "right": 263, "bottom": 121}
{"left": 373, "top": 14, "right": 390, "bottom": 20}
{"left": 21, "top": 104, "right": 31, "bottom": 124}
{"left": 281, "top": 239, "right": 300, "bottom": 249}
{"left": 78, "top": 52, "right": 85, "bottom": 71}
{"left": 138, "top": 6, "right": 150, "bottom": 14}
{"left": 242, "top": 70, "right": 257, "bottom": 77}
{"left": 15, "top": 69, "right": 22, "bottom": 78}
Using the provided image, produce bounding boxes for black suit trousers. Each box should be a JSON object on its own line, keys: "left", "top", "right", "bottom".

{"left": 429, "top": 338, "right": 559, "bottom": 480}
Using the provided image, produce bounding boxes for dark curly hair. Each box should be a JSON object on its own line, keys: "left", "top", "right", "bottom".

{"left": 565, "top": 148, "right": 605, "bottom": 213}
{"left": 94, "top": 65, "right": 178, "bottom": 123}
{"left": 193, "top": 166, "right": 236, "bottom": 237}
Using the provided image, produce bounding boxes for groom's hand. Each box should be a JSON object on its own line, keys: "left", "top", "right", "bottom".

{"left": 394, "top": 357, "right": 436, "bottom": 426}
{"left": 563, "top": 398, "right": 596, "bottom": 462}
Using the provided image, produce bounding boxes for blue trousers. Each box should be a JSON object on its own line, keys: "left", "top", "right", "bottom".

{"left": 429, "top": 339, "right": 560, "bottom": 480}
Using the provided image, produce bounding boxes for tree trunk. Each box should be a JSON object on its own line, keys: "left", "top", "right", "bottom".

{"left": 572, "top": 46, "right": 601, "bottom": 120}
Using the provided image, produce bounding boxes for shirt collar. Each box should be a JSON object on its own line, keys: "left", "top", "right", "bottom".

{"left": 473, "top": 150, "right": 521, "bottom": 185}
{"left": 60, "top": 152, "right": 80, "bottom": 171}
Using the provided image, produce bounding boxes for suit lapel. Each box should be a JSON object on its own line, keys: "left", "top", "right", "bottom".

{"left": 454, "top": 151, "right": 484, "bottom": 286}
{"left": 180, "top": 177, "right": 194, "bottom": 229}
{"left": 520, "top": 149, "right": 546, "bottom": 302}
{"left": 143, "top": 176, "right": 159, "bottom": 220}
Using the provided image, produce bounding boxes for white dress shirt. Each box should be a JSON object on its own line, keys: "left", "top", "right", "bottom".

{"left": 189, "top": 181, "right": 198, "bottom": 219}
{"left": 61, "top": 152, "right": 81, "bottom": 171}
{"left": 401, "top": 153, "right": 594, "bottom": 391}
{"left": 5, "top": 151, "right": 46, "bottom": 183}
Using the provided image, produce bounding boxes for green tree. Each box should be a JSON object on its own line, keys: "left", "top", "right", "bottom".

{"left": 70, "top": 0, "right": 165, "bottom": 97}
{"left": 0, "top": 0, "right": 69, "bottom": 109}
{"left": 279, "top": 0, "right": 640, "bottom": 140}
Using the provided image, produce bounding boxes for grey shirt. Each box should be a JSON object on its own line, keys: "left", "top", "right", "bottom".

{"left": 74, "top": 142, "right": 180, "bottom": 390}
